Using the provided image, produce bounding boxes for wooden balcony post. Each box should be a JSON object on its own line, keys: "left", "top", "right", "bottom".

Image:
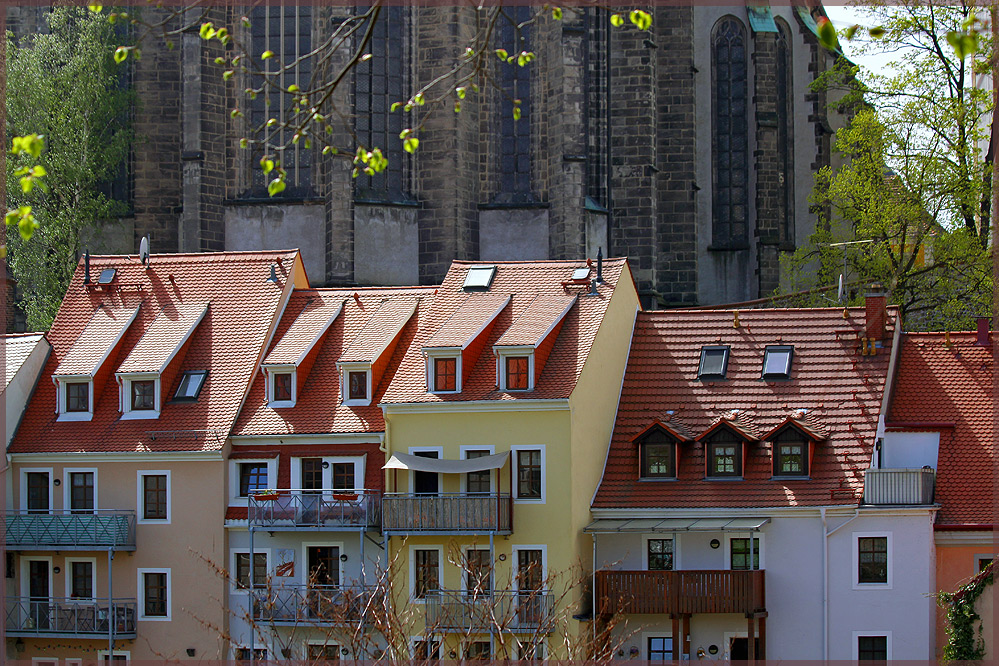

{"left": 747, "top": 615, "right": 756, "bottom": 665}
{"left": 682, "top": 614, "right": 691, "bottom": 658}
{"left": 672, "top": 615, "right": 680, "bottom": 661}
{"left": 758, "top": 616, "right": 766, "bottom": 660}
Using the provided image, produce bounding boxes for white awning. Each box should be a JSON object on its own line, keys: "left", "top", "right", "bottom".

{"left": 583, "top": 517, "right": 770, "bottom": 533}
{"left": 383, "top": 451, "right": 509, "bottom": 474}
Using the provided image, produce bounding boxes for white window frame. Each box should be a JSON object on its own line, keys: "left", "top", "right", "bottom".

{"left": 56, "top": 376, "right": 94, "bottom": 422}
{"left": 97, "top": 651, "right": 131, "bottom": 664}
{"left": 515, "top": 639, "right": 547, "bottom": 662}
{"left": 229, "top": 458, "right": 278, "bottom": 505}
{"left": 19, "top": 556, "right": 53, "bottom": 600}
{"left": 64, "top": 467, "right": 99, "bottom": 514}
{"left": 301, "top": 541, "right": 345, "bottom": 587}
{"left": 724, "top": 533, "right": 765, "bottom": 570}
{"left": 425, "top": 349, "right": 462, "bottom": 394}
{"left": 289, "top": 456, "right": 366, "bottom": 492}
{"left": 407, "top": 446, "right": 442, "bottom": 496}
{"left": 409, "top": 545, "right": 444, "bottom": 603}
{"left": 304, "top": 641, "right": 342, "bottom": 661}
{"left": 232, "top": 647, "right": 269, "bottom": 662}
{"left": 137, "top": 567, "right": 171, "bottom": 621}
{"left": 338, "top": 362, "right": 373, "bottom": 407}
{"left": 641, "top": 632, "right": 674, "bottom": 661}
{"left": 118, "top": 372, "right": 161, "bottom": 420}
{"left": 511, "top": 544, "right": 548, "bottom": 593}
{"left": 511, "top": 445, "right": 546, "bottom": 504}
{"left": 460, "top": 445, "right": 496, "bottom": 494}
{"left": 853, "top": 531, "right": 892, "bottom": 589}
{"left": 65, "top": 556, "right": 98, "bottom": 601}
{"left": 495, "top": 346, "right": 535, "bottom": 392}
{"left": 464, "top": 637, "right": 494, "bottom": 660}
{"left": 230, "top": 548, "right": 271, "bottom": 594}
{"left": 461, "top": 545, "right": 493, "bottom": 594}
{"left": 20, "top": 467, "right": 53, "bottom": 514}
{"left": 66, "top": 660, "right": 83, "bottom": 666}
{"left": 264, "top": 365, "right": 297, "bottom": 408}
{"left": 137, "top": 470, "right": 171, "bottom": 524}
{"left": 852, "top": 631, "right": 893, "bottom": 660}
{"left": 32, "top": 659, "right": 60, "bottom": 666}
{"left": 642, "top": 534, "right": 681, "bottom": 571}
{"left": 722, "top": 631, "right": 749, "bottom": 661}
{"left": 410, "top": 636, "right": 442, "bottom": 660}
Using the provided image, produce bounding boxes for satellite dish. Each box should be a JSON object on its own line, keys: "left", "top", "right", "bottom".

{"left": 837, "top": 274, "right": 846, "bottom": 303}
{"left": 139, "top": 236, "right": 150, "bottom": 267}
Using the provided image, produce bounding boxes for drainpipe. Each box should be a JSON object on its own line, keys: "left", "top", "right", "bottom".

{"left": 249, "top": 525, "right": 255, "bottom": 666}
{"left": 108, "top": 547, "right": 115, "bottom": 659}
{"left": 591, "top": 534, "right": 597, "bottom": 650}
{"left": 822, "top": 507, "right": 861, "bottom": 660}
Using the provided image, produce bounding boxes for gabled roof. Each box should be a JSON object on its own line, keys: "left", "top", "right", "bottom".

{"left": 382, "top": 258, "right": 630, "bottom": 403}
{"left": 263, "top": 295, "right": 343, "bottom": 366}
{"left": 116, "top": 302, "right": 209, "bottom": 374}
{"left": 423, "top": 293, "right": 510, "bottom": 349}
{"left": 494, "top": 294, "right": 576, "bottom": 347}
{"left": 10, "top": 250, "right": 302, "bottom": 453}
{"left": 887, "top": 332, "right": 994, "bottom": 527}
{"left": 340, "top": 298, "right": 418, "bottom": 364}
{"left": 5, "top": 333, "right": 46, "bottom": 389}
{"left": 696, "top": 410, "right": 760, "bottom": 442}
{"left": 53, "top": 305, "right": 140, "bottom": 377}
{"left": 761, "top": 410, "right": 829, "bottom": 442}
{"left": 593, "top": 306, "right": 898, "bottom": 509}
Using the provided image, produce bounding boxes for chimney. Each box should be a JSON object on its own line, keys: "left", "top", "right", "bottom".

{"left": 864, "top": 283, "right": 887, "bottom": 341}
{"left": 976, "top": 317, "right": 991, "bottom": 346}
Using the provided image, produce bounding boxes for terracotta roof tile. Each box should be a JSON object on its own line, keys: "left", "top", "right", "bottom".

{"left": 340, "top": 298, "right": 418, "bottom": 364}
{"left": 592, "top": 307, "right": 897, "bottom": 509}
{"left": 53, "top": 305, "right": 140, "bottom": 376}
{"left": 424, "top": 293, "right": 511, "bottom": 349}
{"left": 264, "top": 294, "right": 343, "bottom": 366}
{"left": 495, "top": 294, "right": 577, "bottom": 347}
{"left": 887, "top": 332, "right": 994, "bottom": 526}
{"left": 116, "top": 302, "right": 209, "bottom": 373}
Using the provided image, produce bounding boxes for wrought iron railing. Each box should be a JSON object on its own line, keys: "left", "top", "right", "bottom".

{"left": 5, "top": 597, "right": 137, "bottom": 637}
{"left": 424, "top": 589, "right": 554, "bottom": 631}
{"left": 863, "top": 468, "right": 935, "bottom": 505}
{"left": 4, "top": 511, "right": 136, "bottom": 549}
{"left": 595, "top": 570, "right": 766, "bottom": 615}
{"left": 248, "top": 490, "right": 380, "bottom": 529}
{"left": 382, "top": 493, "right": 512, "bottom": 533}
{"left": 250, "top": 584, "right": 380, "bottom": 625}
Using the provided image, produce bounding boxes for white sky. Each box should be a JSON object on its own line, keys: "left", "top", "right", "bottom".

{"left": 823, "top": 4, "right": 901, "bottom": 80}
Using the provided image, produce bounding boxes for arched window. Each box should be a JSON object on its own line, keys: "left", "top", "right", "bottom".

{"left": 711, "top": 17, "right": 748, "bottom": 248}
{"left": 775, "top": 20, "right": 794, "bottom": 246}
{"left": 586, "top": 8, "right": 610, "bottom": 209}
{"left": 497, "top": 6, "right": 534, "bottom": 202}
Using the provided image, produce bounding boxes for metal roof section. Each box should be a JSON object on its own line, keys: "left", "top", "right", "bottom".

{"left": 494, "top": 294, "right": 577, "bottom": 348}
{"left": 584, "top": 517, "right": 770, "bottom": 533}
{"left": 339, "top": 298, "right": 418, "bottom": 364}
{"left": 423, "top": 293, "right": 511, "bottom": 350}
{"left": 53, "top": 305, "right": 141, "bottom": 377}
{"left": 116, "top": 302, "right": 209, "bottom": 374}
{"left": 263, "top": 297, "right": 344, "bottom": 366}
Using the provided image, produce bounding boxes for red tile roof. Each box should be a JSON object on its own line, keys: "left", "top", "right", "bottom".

{"left": 494, "top": 294, "right": 577, "bottom": 347}
{"left": 263, "top": 295, "right": 343, "bottom": 366}
{"left": 116, "top": 302, "right": 209, "bottom": 373}
{"left": 592, "top": 307, "right": 897, "bottom": 509}
{"left": 423, "top": 293, "right": 510, "bottom": 349}
{"left": 339, "top": 298, "right": 418, "bottom": 364}
{"left": 10, "top": 250, "right": 301, "bottom": 453}
{"left": 232, "top": 287, "right": 433, "bottom": 436}
{"left": 887, "top": 332, "right": 995, "bottom": 527}
{"left": 53, "top": 306, "right": 140, "bottom": 376}
{"left": 381, "top": 259, "right": 630, "bottom": 403}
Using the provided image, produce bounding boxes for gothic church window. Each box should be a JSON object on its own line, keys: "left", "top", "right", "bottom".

{"left": 711, "top": 17, "right": 748, "bottom": 249}
{"left": 586, "top": 8, "right": 610, "bottom": 210}
{"left": 497, "top": 6, "right": 534, "bottom": 203}
{"left": 776, "top": 19, "right": 794, "bottom": 246}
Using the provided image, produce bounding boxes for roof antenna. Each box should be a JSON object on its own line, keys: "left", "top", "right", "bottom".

{"left": 139, "top": 235, "right": 151, "bottom": 268}
{"left": 596, "top": 247, "right": 604, "bottom": 283}
{"left": 83, "top": 249, "right": 91, "bottom": 285}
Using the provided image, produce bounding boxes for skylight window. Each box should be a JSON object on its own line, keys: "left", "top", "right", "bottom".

{"left": 98, "top": 268, "right": 117, "bottom": 285}
{"left": 571, "top": 267, "right": 591, "bottom": 281}
{"left": 463, "top": 265, "right": 496, "bottom": 290}
{"left": 698, "top": 346, "right": 730, "bottom": 379}
{"left": 173, "top": 371, "right": 208, "bottom": 401}
{"left": 762, "top": 345, "right": 794, "bottom": 379}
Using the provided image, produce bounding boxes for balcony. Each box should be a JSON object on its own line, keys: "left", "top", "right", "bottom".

{"left": 248, "top": 490, "right": 380, "bottom": 530}
{"left": 595, "top": 570, "right": 766, "bottom": 616}
{"left": 4, "top": 511, "right": 136, "bottom": 550}
{"left": 250, "top": 585, "right": 380, "bottom": 625}
{"left": 863, "top": 468, "right": 935, "bottom": 505}
{"left": 381, "top": 493, "right": 512, "bottom": 534}
{"left": 5, "top": 597, "right": 137, "bottom": 638}
{"left": 424, "top": 590, "right": 555, "bottom": 632}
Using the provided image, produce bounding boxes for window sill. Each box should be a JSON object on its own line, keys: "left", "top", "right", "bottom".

{"left": 638, "top": 477, "right": 677, "bottom": 482}
{"left": 267, "top": 401, "right": 296, "bottom": 409}
{"left": 771, "top": 475, "right": 810, "bottom": 481}
{"left": 704, "top": 476, "right": 743, "bottom": 481}
{"left": 58, "top": 412, "right": 93, "bottom": 422}
{"left": 853, "top": 582, "right": 892, "bottom": 591}
{"left": 342, "top": 398, "right": 371, "bottom": 407}
{"left": 121, "top": 411, "right": 160, "bottom": 420}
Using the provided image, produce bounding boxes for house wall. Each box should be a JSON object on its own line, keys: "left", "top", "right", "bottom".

{"left": 934, "top": 536, "right": 994, "bottom": 658}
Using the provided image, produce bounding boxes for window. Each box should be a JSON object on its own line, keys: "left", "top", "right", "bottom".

{"left": 433, "top": 357, "right": 457, "bottom": 392}
{"left": 235, "top": 648, "right": 267, "bottom": 662}
{"left": 348, "top": 371, "right": 367, "bottom": 400}
{"left": 67, "top": 559, "right": 95, "bottom": 599}
{"left": 119, "top": 375, "right": 160, "bottom": 418}
{"left": 773, "top": 430, "right": 808, "bottom": 476}
{"left": 173, "top": 370, "right": 207, "bottom": 401}
{"left": 647, "top": 637, "right": 673, "bottom": 661}
{"left": 413, "top": 548, "right": 440, "bottom": 599}
{"left": 857, "top": 636, "right": 887, "bottom": 660}
{"left": 497, "top": 6, "right": 534, "bottom": 202}
{"left": 466, "top": 549, "right": 491, "bottom": 594}
{"left": 858, "top": 537, "right": 888, "bottom": 584}
{"left": 462, "top": 265, "right": 496, "bottom": 290}
{"left": 339, "top": 364, "right": 372, "bottom": 406}
{"left": 647, "top": 539, "right": 673, "bottom": 571}
{"left": 978, "top": 557, "right": 994, "bottom": 571}
{"left": 776, "top": 20, "right": 794, "bottom": 246}
{"left": 585, "top": 8, "right": 610, "bottom": 209}
{"left": 25, "top": 471, "right": 50, "bottom": 514}
{"left": 274, "top": 373, "right": 292, "bottom": 401}
{"left": 67, "top": 382, "right": 90, "bottom": 412}
{"left": 505, "top": 356, "right": 530, "bottom": 391}
{"left": 466, "top": 641, "right": 491, "bottom": 660}
{"left": 464, "top": 449, "right": 492, "bottom": 494}
{"left": 711, "top": 16, "right": 749, "bottom": 248}
{"left": 639, "top": 429, "right": 676, "bottom": 479}
{"left": 138, "top": 569, "right": 170, "bottom": 620}
{"left": 307, "top": 644, "right": 340, "bottom": 661}
{"left": 413, "top": 640, "right": 440, "bottom": 661}
{"left": 762, "top": 345, "right": 793, "bottom": 379}
{"left": 131, "top": 380, "right": 155, "bottom": 410}
{"left": 234, "top": 552, "right": 268, "bottom": 590}
{"left": 698, "top": 346, "right": 730, "bottom": 379}
{"left": 515, "top": 448, "right": 543, "bottom": 500}
{"left": 332, "top": 462, "right": 355, "bottom": 490}
{"left": 138, "top": 471, "right": 170, "bottom": 523}
{"left": 706, "top": 433, "right": 742, "bottom": 478}
{"left": 68, "top": 471, "right": 95, "bottom": 514}
{"left": 729, "top": 537, "right": 760, "bottom": 570}
{"left": 239, "top": 463, "right": 269, "bottom": 497}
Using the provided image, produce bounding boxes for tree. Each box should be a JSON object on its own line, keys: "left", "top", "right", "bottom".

{"left": 5, "top": 6, "right": 133, "bottom": 329}
{"left": 781, "top": 0, "right": 993, "bottom": 330}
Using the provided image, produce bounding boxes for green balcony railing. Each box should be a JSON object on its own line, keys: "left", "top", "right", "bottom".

{"left": 5, "top": 511, "right": 136, "bottom": 550}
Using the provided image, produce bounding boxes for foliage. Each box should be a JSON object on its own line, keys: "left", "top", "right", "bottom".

{"left": 5, "top": 6, "right": 134, "bottom": 329}
{"left": 937, "top": 558, "right": 993, "bottom": 661}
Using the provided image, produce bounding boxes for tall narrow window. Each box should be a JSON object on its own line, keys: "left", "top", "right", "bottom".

{"left": 142, "top": 474, "right": 168, "bottom": 520}
{"left": 776, "top": 21, "right": 794, "bottom": 246}
{"left": 414, "top": 549, "right": 439, "bottom": 599}
{"left": 711, "top": 17, "right": 748, "bottom": 248}
{"left": 26, "top": 472, "right": 50, "bottom": 514}
{"left": 497, "top": 6, "right": 533, "bottom": 201}
{"left": 505, "top": 356, "right": 529, "bottom": 390}
{"left": 516, "top": 449, "right": 542, "bottom": 499}
{"left": 143, "top": 571, "right": 168, "bottom": 616}
{"left": 69, "top": 472, "right": 95, "bottom": 514}
{"left": 465, "top": 449, "right": 491, "bottom": 494}
{"left": 235, "top": 553, "right": 268, "bottom": 589}
{"left": 466, "top": 549, "right": 491, "bottom": 594}
{"left": 70, "top": 561, "right": 94, "bottom": 599}
{"left": 355, "top": 6, "right": 409, "bottom": 201}
{"left": 585, "top": 7, "right": 610, "bottom": 209}
{"left": 433, "top": 357, "right": 457, "bottom": 392}
{"left": 730, "top": 537, "right": 760, "bottom": 570}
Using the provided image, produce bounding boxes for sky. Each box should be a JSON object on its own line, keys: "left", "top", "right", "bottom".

{"left": 823, "top": 4, "right": 901, "bottom": 79}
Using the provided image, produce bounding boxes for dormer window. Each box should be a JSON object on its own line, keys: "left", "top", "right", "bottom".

{"left": 119, "top": 374, "right": 161, "bottom": 419}
{"left": 698, "top": 345, "right": 730, "bottom": 379}
{"left": 338, "top": 362, "right": 372, "bottom": 406}
{"left": 505, "top": 356, "right": 530, "bottom": 391}
{"left": 705, "top": 431, "right": 742, "bottom": 478}
{"left": 434, "top": 357, "right": 457, "bottom": 392}
{"left": 67, "top": 382, "right": 90, "bottom": 413}
{"left": 638, "top": 429, "right": 677, "bottom": 479}
{"left": 762, "top": 345, "right": 793, "bottom": 379}
{"left": 57, "top": 378, "right": 94, "bottom": 421}
{"left": 273, "top": 373, "right": 293, "bottom": 401}
{"left": 774, "top": 438, "right": 807, "bottom": 476}
{"left": 264, "top": 366, "right": 296, "bottom": 408}
{"left": 132, "top": 380, "right": 156, "bottom": 410}
{"left": 496, "top": 348, "right": 535, "bottom": 392}
{"left": 348, "top": 371, "right": 368, "bottom": 400}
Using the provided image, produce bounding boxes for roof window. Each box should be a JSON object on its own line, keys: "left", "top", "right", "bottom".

{"left": 762, "top": 345, "right": 794, "bottom": 379}
{"left": 97, "top": 268, "right": 117, "bottom": 285}
{"left": 173, "top": 370, "right": 208, "bottom": 401}
{"left": 463, "top": 265, "right": 496, "bottom": 290}
{"left": 698, "top": 346, "right": 730, "bottom": 379}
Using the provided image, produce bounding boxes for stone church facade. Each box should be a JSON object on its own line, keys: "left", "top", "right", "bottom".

{"left": 8, "top": 4, "right": 846, "bottom": 307}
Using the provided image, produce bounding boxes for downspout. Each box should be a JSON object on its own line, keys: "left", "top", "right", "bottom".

{"left": 591, "top": 534, "right": 597, "bottom": 650}
{"left": 822, "top": 507, "right": 861, "bottom": 660}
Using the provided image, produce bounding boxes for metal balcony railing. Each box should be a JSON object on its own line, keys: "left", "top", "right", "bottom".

{"left": 5, "top": 597, "right": 137, "bottom": 638}
{"left": 4, "top": 511, "right": 136, "bottom": 550}
{"left": 250, "top": 585, "right": 380, "bottom": 625}
{"left": 248, "top": 490, "right": 380, "bottom": 530}
{"left": 424, "top": 590, "right": 555, "bottom": 631}
{"left": 863, "top": 468, "right": 935, "bottom": 505}
{"left": 595, "top": 570, "right": 766, "bottom": 616}
{"left": 382, "top": 493, "right": 512, "bottom": 534}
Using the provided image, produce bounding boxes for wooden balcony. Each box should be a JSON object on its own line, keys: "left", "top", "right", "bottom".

{"left": 4, "top": 512, "right": 136, "bottom": 550}
{"left": 595, "top": 570, "right": 766, "bottom": 616}
{"left": 382, "top": 493, "right": 512, "bottom": 534}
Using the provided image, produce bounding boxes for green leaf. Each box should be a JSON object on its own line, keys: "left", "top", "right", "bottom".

{"left": 414, "top": 93, "right": 425, "bottom": 106}
{"left": 114, "top": 47, "right": 128, "bottom": 64}
{"left": 844, "top": 24, "right": 860, "bottom": 41}
{"left": 266, "top": 118, "right": 277, "bottom": 127}
{"left": 11, "top": 135, "right": 45, "bottom": 159}
{"left": 18, "top": 214, "right": 38, "bottom": 241}
{"left": 242, "top": 16, "right": 251, "bottom": 28}
{"left": 552, "top": 7, "right": 562, "bottom": 20}
{"left": 817, "top": 17, "right": 838, "bottom": 51}
{"left": 360, "top": 53, "right": 372, "bottom": 62}
{"left": 610, "top": 14, "right": 624, "bottom": 27}
{"left": 214, "top": 57, "right": 226, "bottom": 65}
{"left": 454, "top": 101, "right": 461, "bottom": 113}
{"left": 399, "top": 128, "right": 412, "bottom": 139}
{"left": 495, "top": 49, "right": 508, "bottom": 60}
{"left": 868, "top": 26, "right": 885, "bottom": 39}
{"left": 513, "top": 106, "right": 521, "bottom": 121}
{"left": 517, "top": 52, "right": 528, "bottom": 66}
{"left": 216, "top": 28, "right": 228, "bottom": 41}
{"left": 230, "top": 108, "right": 242, "bottom": 118}
{"left": 288, "top": 84, "right": 300, "bottom": 93}
{"left": 391, "top": 102, "right": 402, "bottom": 112}
{"left": 946, "top": 31, "right": 978, "bottom": 61}
{"left": 403, "top": 137, "right": 419, "bottom": 153}
{"left": 267, "top": 177, "right": 286, "bottom": 197}
{"left": 31, "top": 165, "right": 46, "bottom": 177}
{"left": 456, "top": 87, "right": 466, "bottom": 99}
{"left": 199, "top": 22, "right": 216, "bottom": 40}
{"left": 260, "top": 158, "right": 275, "bottom": 174}
{"left": 629, "top": 10, "right": 652, "bottom": 31}
{"left": 323, "top": 146, "right": 336, "bottom": 156}
{"left": 87, "top": 4, "right": 103, "bottom": 12}
{"left": 261, "top": 50, "right": 275, "bottom": 60}
{"left": 223, "top": 70, "right": 234, "bottom": 81}
{"left": 239, "top": 138, "right": 249, "bottom": 149}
